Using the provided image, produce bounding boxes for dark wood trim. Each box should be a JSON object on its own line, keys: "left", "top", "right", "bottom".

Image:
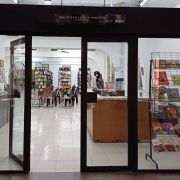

{"left": 23, "top": 35, "right": 32, "bottom": 173}
{"left": 81, "top": 38, "right": 87, "bottom": 172}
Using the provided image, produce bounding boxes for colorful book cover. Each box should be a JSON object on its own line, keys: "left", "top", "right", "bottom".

{"left": 162, "top": 138, "right": 176, "bottom": 152}
{"left": 166, "top": 60, "right": 180, "bottom": 68}
{"left": 154, "top": 71, "right": 169, "bottom": 85}
{"left": 152, "top": 106, "right": 166, "bottom": 118}
{"left": 153, "top": 60, "right": 166, "bottom": 68}
{"left": 174, "top": 123, "right": 180, "bottom": 134}
{"left": 174, "top": 139, "right": 180, "bottom": 152}
{"left": 167, "top": 88, "right": 180, "bottom": 102}
{"left": 152, "top": 122, "right": 163, "bottom": 135}
{"left": 171, "top": 75, "right": 180, "bottom": 85}
{"left": 166, "top": 106, "right": 179, "bottom": 119}
{"left": 152, "top": 139, "right": 165, "bottom": 152}
{"left": 164, "top": 123, "right": 175, "bottom": 135}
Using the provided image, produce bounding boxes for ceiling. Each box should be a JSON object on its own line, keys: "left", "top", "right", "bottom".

{"left": 1, "top": 0, "right": 180, "bottom": 7}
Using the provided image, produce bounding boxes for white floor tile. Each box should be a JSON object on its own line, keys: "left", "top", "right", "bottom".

{"left": 36, "top": 168, "right": 56, "bottom": 172}
{"left": 56, "top": 161, "right": 74, "bottom": 168}
{"left": 37, "top": 160, "right": 56, "bottom": 169}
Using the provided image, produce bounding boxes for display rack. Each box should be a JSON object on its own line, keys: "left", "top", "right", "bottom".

{"left": 58, "top": 66, "right": 71, "bottom": 95}
{"left": 34, "top": 67, "right": 53, "bottom": 92}
{"left": 146, "top": 52, "right": 180, "bottom": 170}
{"left": 77, "top": 68, "right": 91, "bottom": 95}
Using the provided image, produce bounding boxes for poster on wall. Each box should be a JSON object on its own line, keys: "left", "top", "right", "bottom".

{"left": 42, "top": 64, "right": 49, "bottom": 70}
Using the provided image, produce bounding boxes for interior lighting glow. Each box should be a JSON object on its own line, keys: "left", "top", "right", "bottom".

{"left": 45, "top": 0, "right": 51, "bottom": 4}
{"left": 140, "top": 0, "right": 148, "bottom": 6}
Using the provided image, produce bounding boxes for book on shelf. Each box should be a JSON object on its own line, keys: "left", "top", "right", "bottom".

{"left": 174, "top": 123, "right": 180, "bottom": 135}
{"left": 167, "top": 88, "right": 180, "bottom": 102}
{"left": 152, "top": 106, "right": 166, "bottom": 118}
{"left": 162, "top": 138, "right": 176, "bottom": 152}
{"left": 166, "top": 106, "right": 179, "bottom": 119}
{"left": 153, "top": 60, "right": 166, "bottom": 69}
{"left": 152, "top": 122, "right": 163, "bottom": 135}
{"left": 166, "top": 60, "right": 180, "bottom": 68}
{"left": 174, "top": 139, "right": 180, "bottom": 152}
{"left": 154, "top": 71, "right": 169, "bottom": 85}
{"left": 152, "top": 139, "right": 165, "bottom": 152}
{"left": 171, "top": 75, "right": 180, "bottom": 85}
{"left": 164, "top": 123, "right": 176, "bottom": 135}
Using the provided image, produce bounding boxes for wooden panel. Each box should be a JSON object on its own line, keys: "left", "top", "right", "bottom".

{"left": 87, "top": 99, "right": 150, "bottom": 142}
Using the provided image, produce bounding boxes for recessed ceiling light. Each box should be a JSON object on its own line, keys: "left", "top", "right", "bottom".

{"left": 140, "top": 0, "right": 148, "bottom": 7}
{"left": 45, "top": 0, "right": 51, "bottom": 4}
{"left": 14, "top": 0, "right": 21, "bottom": 3}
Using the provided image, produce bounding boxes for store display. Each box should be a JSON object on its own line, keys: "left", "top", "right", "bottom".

{"left": 152, "top": 139, "right": 165, "bottom": 152}
{"left": 77, "top": 68, "right": 91, "bottom": 94}
{"left": 34, "top": 67, "right": 53, "bottom": 91}
{"left": 58, "top": 66, "right": 71, "bottom": 95}
{"left": 162, "top": 138, "right": 176, "bottom": 152}
{"left": 146, "top": 55, "right": 180, "bottom": 169}
{"left": 154, "top": 71, "right": 169, "bottom": 85}
{"left": 154, "top": 60, "right": 166, "bottom": 68}
{"left": 164, "top": 123, "right": 175, "bottom": 135}
{"left": 152, "top": 122, "right": 163, "bottom": 135}
{"left": 171, "top": 75, "right": 180, "bottom": 85}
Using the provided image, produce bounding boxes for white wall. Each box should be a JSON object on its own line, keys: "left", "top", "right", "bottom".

{"left": 138, "top": 38, "right": 180, "bottom": 97}
{"left": 0, "top": 36, "right": 5, "bottom": 91}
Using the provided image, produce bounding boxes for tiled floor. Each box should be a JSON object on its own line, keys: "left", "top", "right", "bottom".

{"left": 1, "top": 96, "right": 180, "bottom": 172}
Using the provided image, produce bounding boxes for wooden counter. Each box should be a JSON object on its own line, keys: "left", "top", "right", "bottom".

{"left": 87, "top": 98, "right": 150, "bottom": 142}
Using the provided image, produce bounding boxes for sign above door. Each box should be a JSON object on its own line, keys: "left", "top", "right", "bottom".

{"left": 39, "top": 14, "right": 126, "bottom": 24}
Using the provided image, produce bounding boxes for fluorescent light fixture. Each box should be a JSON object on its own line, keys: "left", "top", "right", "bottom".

{"left": 140, "top": 0, "right": 148, "bottom": 7}
{"left": 45, "top": 0, "right": 51, "bottom": 4}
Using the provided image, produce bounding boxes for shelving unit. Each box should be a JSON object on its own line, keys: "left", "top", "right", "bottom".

{"left": 58, "top": 66, "right": 71, "bottom": 95}
{"left": 77, "top": 68, "right": 91, "bottom": 95}
{"left": 146, "top": 52, "right": 180, "bottom": 170}
{"left": 34, "top": 67, "right": 53, "bottom": 92}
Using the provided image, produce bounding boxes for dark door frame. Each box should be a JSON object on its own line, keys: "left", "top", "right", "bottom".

{"left": 81, "top": 36, "right": 138, "bottom": 172}
{"left": 9, "top": 37, "right": 25, "bottom": 167}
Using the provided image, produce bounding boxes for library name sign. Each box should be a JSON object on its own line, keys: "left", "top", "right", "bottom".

{"left": 39, "top": 14, "right": 126, "bottom": 24}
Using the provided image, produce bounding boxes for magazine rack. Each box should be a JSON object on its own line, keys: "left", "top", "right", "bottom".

{"left": 146, "top": 52, "right": 180, "bottom": 170}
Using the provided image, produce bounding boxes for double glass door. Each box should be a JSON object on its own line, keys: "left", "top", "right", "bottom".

{"left": 4, "top": 36, "right": 138, "bottom": 173}
{"left": 81, "top": 37, "right": 138, "bottom": 171}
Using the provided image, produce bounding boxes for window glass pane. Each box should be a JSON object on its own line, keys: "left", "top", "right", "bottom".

{"left": 87, "top": 42, "right": 128, "bottom": 166}
{"left": 138, "top": 38, "right": 180, "bottom": 170}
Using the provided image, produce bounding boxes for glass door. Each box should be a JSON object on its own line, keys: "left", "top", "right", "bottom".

{"left": 81, "top": 37, "right": 138, "bottom": 171}
{"left": 9, "top": 37, "right": 25, "bottom": 167}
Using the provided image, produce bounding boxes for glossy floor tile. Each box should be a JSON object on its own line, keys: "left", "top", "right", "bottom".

{"left": 1, "top": 96, "right": 180, "bottom": 172}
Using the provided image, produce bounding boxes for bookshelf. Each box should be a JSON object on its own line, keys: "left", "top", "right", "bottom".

{"left": 146, "top": 53, "right": 180, "bottom": 170}
{"left": 34, "top": 67, "right": 53, "bottom": 92}
{"left": 58, "top": 66, "right": 71, "bottom": 95}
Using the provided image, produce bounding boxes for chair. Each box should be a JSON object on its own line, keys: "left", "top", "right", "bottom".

{"left": 31, "top": 90, "right": 45, "bottom": 108}
{"left": 47, "top": 90, "right": 57, "bottom": 107}
{"left": 63, "top": 91, "right": 73, "bottom": 107}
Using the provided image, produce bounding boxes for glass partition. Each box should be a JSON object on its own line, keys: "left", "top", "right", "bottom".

{"left": 138, "top": 38, "right": 180, "bottom": 170}
{"left": 0, "top": 35, "right": 24, "bottom": 171}
{"left": 86, "top": 42, "right": 128, "bottom": 166}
